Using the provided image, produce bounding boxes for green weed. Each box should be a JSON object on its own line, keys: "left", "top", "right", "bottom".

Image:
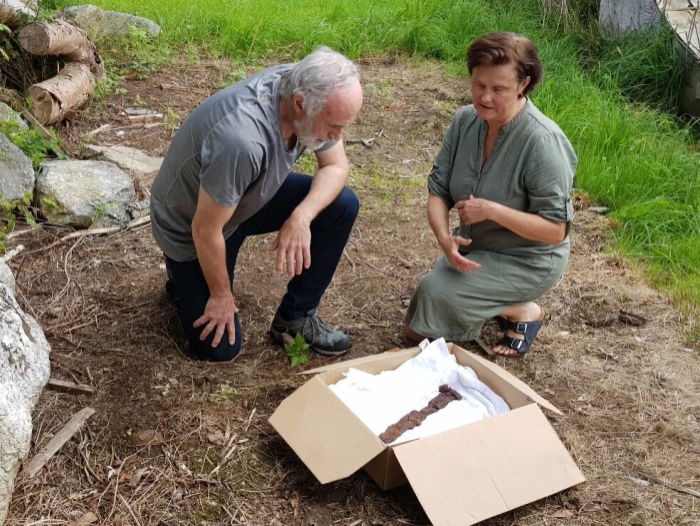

{"left": 0, "top": 120, "right": 65, "bottom": 169}
{"left": 0, "top": 192, "right": 36, "bottom": 253}
{"left": 284, "top": 333, "right": 310, "bottom": 368}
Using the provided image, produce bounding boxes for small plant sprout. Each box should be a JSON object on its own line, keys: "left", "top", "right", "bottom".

{"left": 284, "top": 332, "right": 310, "bottom": 368}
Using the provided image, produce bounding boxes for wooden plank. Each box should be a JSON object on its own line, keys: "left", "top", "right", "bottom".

{"left": 22, "top": 407, "right": 95, "bottom": 477}
{"left": 47, "top": 378, "right": 95, "bottom": 395}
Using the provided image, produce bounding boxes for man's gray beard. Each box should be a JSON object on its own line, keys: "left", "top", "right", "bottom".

{"left": 294, "top": 117, "right": 325, "bottom": 151}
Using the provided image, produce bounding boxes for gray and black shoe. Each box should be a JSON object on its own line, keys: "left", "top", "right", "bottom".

{"left": 270, "top": 309, "right": 352, "bottom": 356}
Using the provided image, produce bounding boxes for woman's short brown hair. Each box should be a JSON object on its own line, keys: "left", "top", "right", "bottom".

{"left": 467, "top": 32, "right": 543, "bottom": 96}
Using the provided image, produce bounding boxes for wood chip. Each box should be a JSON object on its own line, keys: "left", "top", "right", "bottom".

{"left": 23, "top": 407, "right": 95, "bottom": 477}
{"left": 68, "top": 511, "right": 98, "bottom": 526}
{"left": 618, "top": 310, "right": 647, "bottom": 326}
{"left": 47, "top": 378, "right": 95, "bottom": 395}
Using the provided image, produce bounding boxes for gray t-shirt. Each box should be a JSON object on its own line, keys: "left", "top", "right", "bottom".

{"left": 150, "top": 64, "right": 304, "bottom": 262}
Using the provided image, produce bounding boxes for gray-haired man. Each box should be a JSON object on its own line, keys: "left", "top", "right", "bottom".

{"left": 150, "top": 47, "right": 363, "bottom": 362}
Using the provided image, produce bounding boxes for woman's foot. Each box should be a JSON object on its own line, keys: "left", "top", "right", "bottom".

{"left": 492, "top": 302, "right": 544, "bottom": 356}
{"left": 404, "top": 324, "right": 427, "bottom": 342}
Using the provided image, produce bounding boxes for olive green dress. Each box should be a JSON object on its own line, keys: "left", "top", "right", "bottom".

{"left": 406, "top": 100, "right": 577, "bottom": 341}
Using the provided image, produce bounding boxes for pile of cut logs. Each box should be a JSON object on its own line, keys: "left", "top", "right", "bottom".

{"left": 1, "top": 4, "right": 104, "bottom": 124}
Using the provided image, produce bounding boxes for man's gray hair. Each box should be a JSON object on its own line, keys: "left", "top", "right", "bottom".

{"left": 280, "top": 46, "right": 359, "bottom": 116}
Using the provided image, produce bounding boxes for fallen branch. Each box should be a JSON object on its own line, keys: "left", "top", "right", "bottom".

{"left": 47, "top": 378, "right": 95, "bottom": 395}
{"left": 346, "top": 129, "right": 384, "bottom": 148}
{"left": 0, "top": 244, "right": 25, "bottom": 263}
{"left": 23, "top": 407, "right": 95, "bottom": 477}
{"left": 210, "top": 434, "right": 238, "bottom": 477}
{"left": 25, "top": 215, "right": 151, "bottom": 257}
{"left": 637, "top": 473, "right": 700, "bottom": 498}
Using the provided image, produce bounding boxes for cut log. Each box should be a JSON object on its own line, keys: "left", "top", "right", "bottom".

{"left": 0, "top": 4, "right": 21, "bottom": 28}
{"left": 27, "top": 62, "right": 95, "bottom": 124}
{"left": 19, "top": 19, "right": 104, "bottom": 78}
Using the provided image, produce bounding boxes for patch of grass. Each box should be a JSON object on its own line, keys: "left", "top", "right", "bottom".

{"left": 0, "top": 119, "right": 65, "bottom": 169}
{"left": 65, "top": 0, "right": 699, "bottom": 312}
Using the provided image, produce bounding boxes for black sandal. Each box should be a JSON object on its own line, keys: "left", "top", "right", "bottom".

{"left": 496, "top": 319, "right": 544, "bottom": 356}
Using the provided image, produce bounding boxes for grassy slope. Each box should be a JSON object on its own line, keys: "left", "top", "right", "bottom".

{"left": 67, "top": 0, "right": 699, "bottom": 317}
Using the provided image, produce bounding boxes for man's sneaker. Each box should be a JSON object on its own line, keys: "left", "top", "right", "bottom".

{"left": 270, "top": 309, "right": 352, "bottom": 356}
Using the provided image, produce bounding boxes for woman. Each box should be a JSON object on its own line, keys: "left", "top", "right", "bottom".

{"left": 405, "top": 32, "right": 576, "bottom": 356}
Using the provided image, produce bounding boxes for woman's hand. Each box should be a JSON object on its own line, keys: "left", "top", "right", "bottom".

{"left": 438, "top": 235, "right": 481, "bottom": 273}
{"left": 455, "top": 195, "right": 497, "bottom": 225}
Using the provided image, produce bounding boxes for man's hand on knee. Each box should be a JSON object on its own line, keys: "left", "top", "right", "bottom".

{"left": 193, "top": 294, "right": 238, "bottom": 347}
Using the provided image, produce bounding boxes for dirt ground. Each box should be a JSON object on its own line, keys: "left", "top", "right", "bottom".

{"left": 5, "top": 56, "right": 699, "bottom": 526}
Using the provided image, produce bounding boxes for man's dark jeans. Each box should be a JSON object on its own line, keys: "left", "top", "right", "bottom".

{"left": 164, "top": 172, "right": 359, "bottom": 362}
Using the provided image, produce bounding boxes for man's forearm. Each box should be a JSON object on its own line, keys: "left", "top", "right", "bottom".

{"left": 293, "top": 165, "right": 347, "bottom": 222}
{"left": 192, "top": 227, "right": 232, "bottom": 298}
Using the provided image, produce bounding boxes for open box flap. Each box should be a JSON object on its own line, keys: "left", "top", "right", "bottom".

{"left": 301, "top": 346, "right": 421, "bottom": 375}
{"left": 449, "top": 344, "right": 563, "bottom": 415}
{"left": 268, "top": 375, "right": 385, "bottom": 484}
{"left": 393, "top": 404, "right": 585, "bottom": 526}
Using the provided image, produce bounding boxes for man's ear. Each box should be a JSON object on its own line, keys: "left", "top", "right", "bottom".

{"left": 292, "top": 93, "right": 306, "bottom": 114}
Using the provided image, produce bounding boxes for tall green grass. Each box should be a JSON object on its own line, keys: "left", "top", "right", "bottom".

{"left": 63, "top": 0, "right": 699, "bottom": 317}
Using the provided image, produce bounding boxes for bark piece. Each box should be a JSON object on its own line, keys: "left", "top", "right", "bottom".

{"left": 27, "top": 62, "right": 95, "bottom": 125}
{"left": 22, "top": 407, "right": 95, "bottom": 477}
{"left": 19, "top": 19, "right": 104, "bottom": 77}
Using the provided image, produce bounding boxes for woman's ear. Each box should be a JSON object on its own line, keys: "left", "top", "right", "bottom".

{"left": 519, "top": 75, "right": 531, "bottom": 97}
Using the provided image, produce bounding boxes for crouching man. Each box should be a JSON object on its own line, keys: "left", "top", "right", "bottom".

{"left": 150, "top": 47, "right": 363, "bottom": 362}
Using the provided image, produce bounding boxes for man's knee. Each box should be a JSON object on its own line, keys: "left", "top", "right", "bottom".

{"left": 333, "top": 187, "right": 360, "bottom": 223}
{"left": 184, "top": 315, "right": 243, "bottom": 362}
{"left": 187, "top": 334, "right": 242, "bottom": 362}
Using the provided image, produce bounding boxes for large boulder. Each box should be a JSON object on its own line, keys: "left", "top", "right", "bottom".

{"left": 36, "top": 160, "right": 135, "bottom": 228}
{"left": 61, "top": 4, "right": 162, "bottom": 38}
{"left": 0, "top": 262, "right": 15, "bottom": 295}
{"left": 0, "top": 133, "right": 34, "bottom": 202}
{"left": 0, "top": 282, "right": 51, "bottom": 524}
{"left": 0, "top": 103, "right": 28, "bottom": 131}
{"left": 83, "top": 144, "right": 163, "bottom": 178}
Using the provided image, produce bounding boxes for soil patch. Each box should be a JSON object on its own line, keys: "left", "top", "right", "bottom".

{"left": 5, "top": 56, "right": 699, "bottom": 526}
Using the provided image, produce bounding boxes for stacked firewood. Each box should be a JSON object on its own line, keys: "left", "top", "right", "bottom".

{"left": 1, "top": 3, "right": 105, "bottom": 125}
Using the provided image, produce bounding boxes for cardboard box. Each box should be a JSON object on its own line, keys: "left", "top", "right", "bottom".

{"left": 269, "top": 343, "right": 585, "bottom": 526}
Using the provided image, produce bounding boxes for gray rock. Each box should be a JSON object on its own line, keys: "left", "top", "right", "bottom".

{"left": 127, "top": 199, "right": 150, "bottom": 219}
{"left": 0, "top": 283, "right": 51, "bottom": 524}
{"left": 0, "top": 103, "right": 28, "bottom": 131}
{"left": 36, "top": 160, "right": 135, "bottom": 228}
{"left": 61, "top": 4, "right": 162, "bottom": 38}
{"left": 589, "top": 206, "right": 611, "bottom": 215}
{"left": 599, "top": 0, "right": 661, "bottom": 35}
{"left": 0, "top": 132, "right": 34, "bottom": 202}
{"left": 5, "top": 0, "right": 36, "bottom": 17}
{"left": 83, "top": 144, "right": 163, "bottom": 178}
{"left": 0, "top": 262, "right": 14, "bottom": 295}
